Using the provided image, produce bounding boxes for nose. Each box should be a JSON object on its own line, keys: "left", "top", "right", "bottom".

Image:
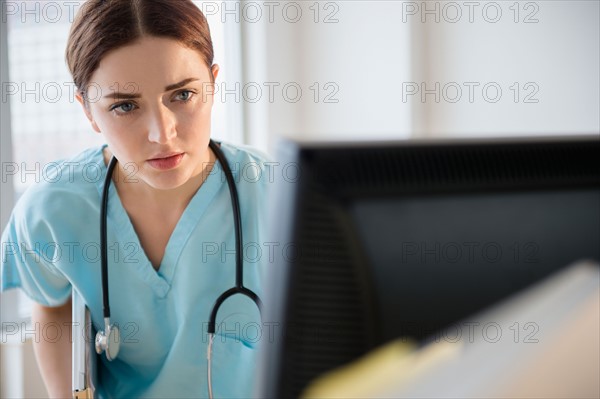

{"left": 147, "top": 105, "right": 177, "bottom": 144}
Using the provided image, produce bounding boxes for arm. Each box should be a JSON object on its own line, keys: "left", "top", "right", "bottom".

{"left": 31, "top": 297, "right": 73, "bottom": 399}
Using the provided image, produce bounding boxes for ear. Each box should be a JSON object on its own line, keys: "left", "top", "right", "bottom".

{"left": 75, "top": 91, "right": 101, "bottom": 133}
{"left": 211, "top": 64, "right": 220, "bottom": 81}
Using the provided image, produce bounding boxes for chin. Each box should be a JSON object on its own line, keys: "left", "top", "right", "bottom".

{"left": 143, "top": 171, "right": 190, "bottom": 191}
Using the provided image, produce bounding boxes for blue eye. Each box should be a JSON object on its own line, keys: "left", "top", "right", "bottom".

{"left": 110, "top": 102, "right": 136, "bottom": 115}
{"left": 175, "top": 90, "right": 194, "bottom": 102}
{"left": 118, "top": 103, "right": 135, "bottom": 112}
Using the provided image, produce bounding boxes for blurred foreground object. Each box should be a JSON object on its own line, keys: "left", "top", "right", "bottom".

{"left": 302, "top": 260, "right": 600, "bottom": 398}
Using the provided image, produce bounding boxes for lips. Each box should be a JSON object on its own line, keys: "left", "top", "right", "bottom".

{"left": 147, "top": 152, "right": 184, "bottom": 170}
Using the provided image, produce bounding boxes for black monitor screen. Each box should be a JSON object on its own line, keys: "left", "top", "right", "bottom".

{"left": 351, "top": 189, "right": 599, "bottom": 342}
{"left": 257, "top": 136, "right": 600, "bottom": 399}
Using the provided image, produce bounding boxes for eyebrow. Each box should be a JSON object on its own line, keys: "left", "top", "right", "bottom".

{"left": 165, "top": 78, "right": 199, "bottom": 91}
{"left": 102, "top": 78, "right": 200, "bottom": 99}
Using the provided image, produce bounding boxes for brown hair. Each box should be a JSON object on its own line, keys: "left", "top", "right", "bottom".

{"left": 65, "top": 0, "right": 214, "bottom": 99}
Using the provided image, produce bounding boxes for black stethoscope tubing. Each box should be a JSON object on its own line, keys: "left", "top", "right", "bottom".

{"left": 99, "top": 139, "right": 262, "bottom": 359}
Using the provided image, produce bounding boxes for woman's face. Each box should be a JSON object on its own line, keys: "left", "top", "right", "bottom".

{"left": 78, "top": 36, "right": 219, "bottom": 191}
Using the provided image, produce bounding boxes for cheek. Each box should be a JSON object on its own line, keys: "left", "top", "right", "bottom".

{"left": 94, "top": 111, "right": 142, "bottom": 140}
{"left": 93, "top": 117, "right": 144, "bottom": 160}
{"left": 179, "top": 104, "right": 213, "bottom": 136}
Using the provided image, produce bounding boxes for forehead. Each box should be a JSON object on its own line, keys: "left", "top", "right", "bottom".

{"left": 90, "top": 36, "right": 210, "bottom": 91}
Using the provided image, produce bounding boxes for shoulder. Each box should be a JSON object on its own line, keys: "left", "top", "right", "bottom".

{"left": 0, "top": 147, "right": 104, "bottom": 305}
{"left": 10, "top": 146, "right": 105, "bottom": 233}
{"left": 219, "top": 141, "right": 272, "bottom": 165}
{"left": 217, "top": 141, "right": 276, "bottom": 187}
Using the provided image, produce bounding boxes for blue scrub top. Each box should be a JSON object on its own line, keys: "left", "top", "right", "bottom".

{"left": 1, "top": 142, "right": 273, "bottom": 398}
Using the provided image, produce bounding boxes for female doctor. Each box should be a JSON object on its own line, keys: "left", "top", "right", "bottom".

{"left": 0, "top": 0, "right": 269, "bottom": 397}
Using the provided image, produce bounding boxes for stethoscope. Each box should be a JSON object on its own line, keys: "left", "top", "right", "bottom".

{"left": 95, "top": 139, "right": 262, "bottom": 398}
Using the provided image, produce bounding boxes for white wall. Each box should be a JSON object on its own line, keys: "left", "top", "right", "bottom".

{"left": 1, "top": 10, "right": 47, "bottom": 399}
{"left": 1, "top": 0, "right": 14, "bottom": 233}
{"left": 239, "top": 0, "right": 599, "bottom": 149}
{"left": 240, "top": 1, "right": 413, "bottom": 152}
{"left": 1, "top": 335, "right": 49, "bottom": 398}
{"left": 0, "top": 0, "right": 23, "bottom": 334}
{"left": 410, "top": 0, "right": 600, "bottom": 137}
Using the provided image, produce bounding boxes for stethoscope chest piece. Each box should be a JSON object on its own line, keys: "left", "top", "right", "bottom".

{"left": 95, "top": 320, "right": 120, "bottom": 361}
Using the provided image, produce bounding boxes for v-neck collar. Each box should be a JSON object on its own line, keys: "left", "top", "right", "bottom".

{"left": 94, "top": 144, "right": 228, "bottom": 298}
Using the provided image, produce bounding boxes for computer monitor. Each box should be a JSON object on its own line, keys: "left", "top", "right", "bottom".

{"left": 256, "top": 135, "right": 600, "bottom": 399}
